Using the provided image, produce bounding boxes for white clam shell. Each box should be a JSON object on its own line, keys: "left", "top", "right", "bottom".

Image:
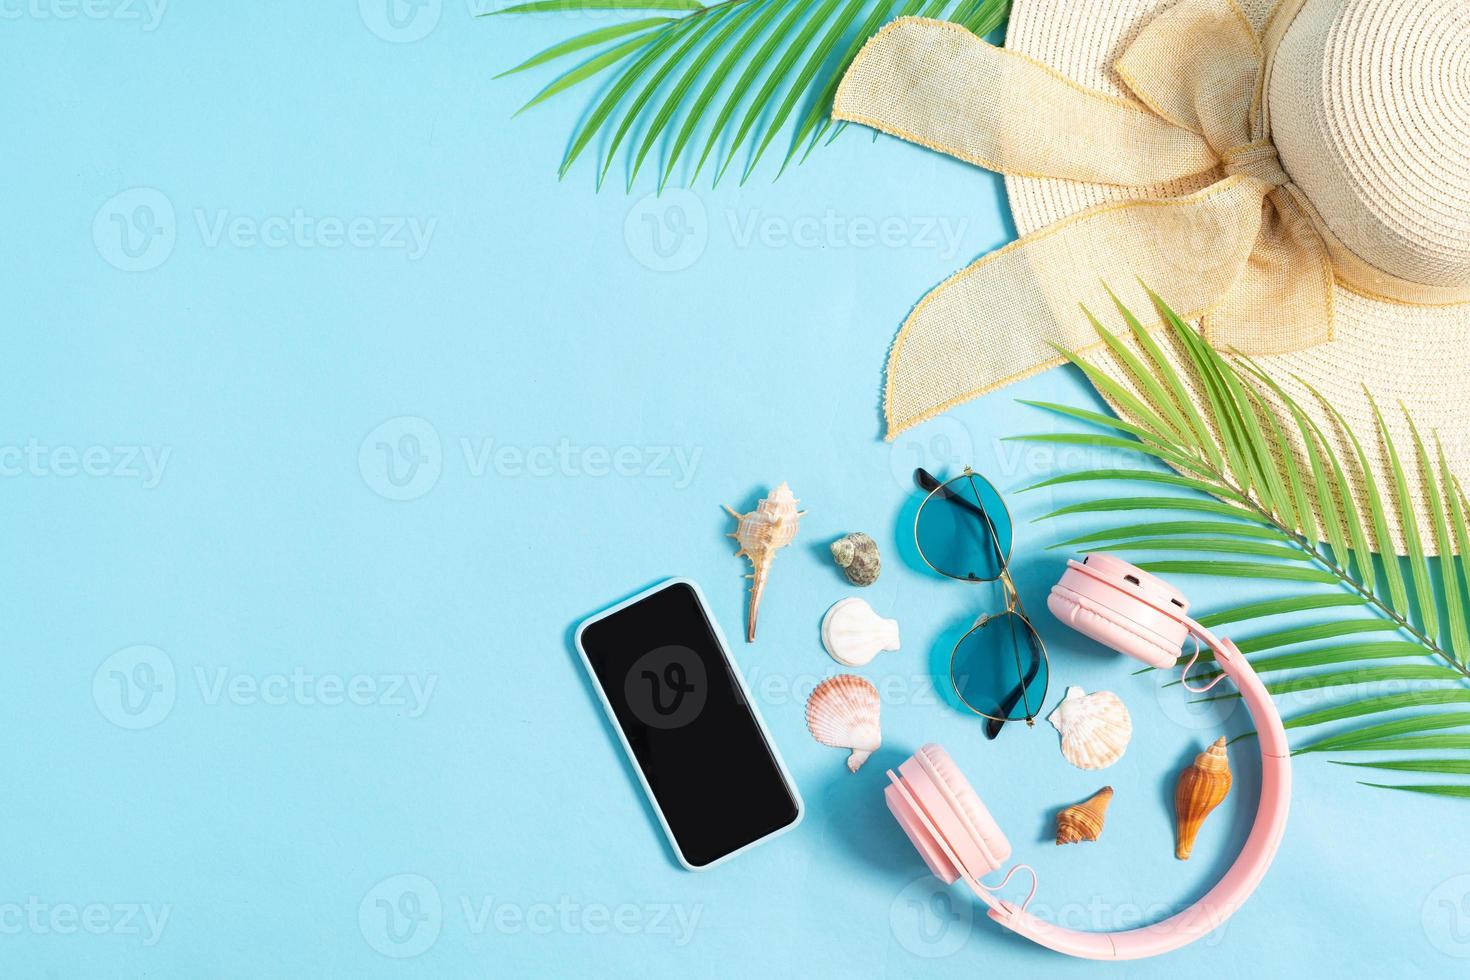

{"left": 1047, "top": 686, "right": 1132, "bottom": 771}
{"left": 821, "top": 598, "right": 900, "bottom": 668}
{"left": 805, "top": 674, "right": 881, "bottom": 773}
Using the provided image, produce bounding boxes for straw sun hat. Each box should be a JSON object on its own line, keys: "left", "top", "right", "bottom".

{"left": 834, "top": 0, "right": 1470, "bottom": 554}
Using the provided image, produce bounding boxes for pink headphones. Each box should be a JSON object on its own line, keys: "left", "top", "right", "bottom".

{"left": 885, "top": 555, "right": 1291, "bottom": 960}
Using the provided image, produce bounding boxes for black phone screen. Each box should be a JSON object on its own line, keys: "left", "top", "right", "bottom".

{"left": 578, "top": 582, "right": 800, "bottom": 868}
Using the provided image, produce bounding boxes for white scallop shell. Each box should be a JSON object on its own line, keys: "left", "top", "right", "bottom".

{"left": 805, "top": 674, "right": 881, "bottom": 773}
{"left": 821, "top": 598, "right": 900, "bottom": 668}
{"left": 1047, "top": 686, "right": 1132, "bottom": 771}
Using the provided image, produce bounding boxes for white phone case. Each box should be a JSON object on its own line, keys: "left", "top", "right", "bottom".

{"left": 574, "top": 578, "right": 804, "bottom": 871}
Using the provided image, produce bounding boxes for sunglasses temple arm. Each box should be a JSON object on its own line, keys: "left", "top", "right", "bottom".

{"left": 984, "top": 642, "right": 1045, "bottom": 739}
{"left": 916, "top": 469, "right": 989, "bottom": 522}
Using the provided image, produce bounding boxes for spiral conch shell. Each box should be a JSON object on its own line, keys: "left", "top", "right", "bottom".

{"left": 805, "top": 674, "right": 881, "bottom": 773}
{"left": 1047, "top": 686, "right": 1132, "bottom": 771}
{"left": 821, "top": 597, "right": 900, "bottom": 668}
{"left": 1055, "top": 787, "right": 1113, "bottom": 845}
{"left": 724, "top": 482, "right": 804, "bottom": 642}
{"left": 1174, "top": 737, "right": 1232, "bottom": 860}
{"left": 830, "top": 532, "right": 881, "bottom": 586}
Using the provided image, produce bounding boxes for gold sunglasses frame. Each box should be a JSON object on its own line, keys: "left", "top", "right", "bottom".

{"left": 913, "top": 467, "right": 1050, "bottom": 729}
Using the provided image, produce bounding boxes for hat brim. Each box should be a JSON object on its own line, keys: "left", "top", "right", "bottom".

{"left": 1003, "top": 0, "right": 1470, "bottom": 556}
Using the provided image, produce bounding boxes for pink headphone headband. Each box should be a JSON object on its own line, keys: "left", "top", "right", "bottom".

{"left": 887, "top": 557, "right": 1291, "bottom": 960}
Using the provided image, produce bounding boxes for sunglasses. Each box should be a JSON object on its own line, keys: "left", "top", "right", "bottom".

{"left": 913, "top": 467, "right": 1050, "bottom": 738}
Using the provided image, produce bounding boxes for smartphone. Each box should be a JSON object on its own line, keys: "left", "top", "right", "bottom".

{"left": 574, "top": 579, "right": 803, "bottom": 870}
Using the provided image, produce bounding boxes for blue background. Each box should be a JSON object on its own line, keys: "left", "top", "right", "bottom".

{"left": 3, "top": 3, "right": 1467, "bottom": 976}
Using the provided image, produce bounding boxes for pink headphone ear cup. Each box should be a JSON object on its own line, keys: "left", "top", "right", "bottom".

{"left": 912, "top": 745, "right": 1011, "bottom": 872}
{"left": 1048, "top": 583, "right": 1179, "bottom": 670}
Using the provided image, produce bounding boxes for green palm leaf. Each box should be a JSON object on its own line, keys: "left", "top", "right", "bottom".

{"left": 1320, "top": 734, "right": 1470, "bottom": 752}
{"left": 1022, "top": 292, "right": 1470, "bottom": 797}
{"left": 492, "top": 0, "right": 1013, "bottom": 187}
{"left": 1055, "top": 521, "right": 1285, "bottom": 549}
{"left": 1332, "top": 759, "right": 1470, "bottom": 775}
{"left": 1196, "top": 594, "right": 1368, "bottom": 629}
{"left": 1357, "top": 784, "right": 1470, "bottom": 799}
{"left": 1297, "top": 713, "right": 1470, "bottom": 753}
{"left": 1025, "top": 470, "right": 1249, "bottom": 503}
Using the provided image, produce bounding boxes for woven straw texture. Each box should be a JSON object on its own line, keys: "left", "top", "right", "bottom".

{"left": 836, "top": 0, "right": 1470, "bottom": 555}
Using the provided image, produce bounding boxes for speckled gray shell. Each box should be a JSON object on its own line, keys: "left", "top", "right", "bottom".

{"left": 830, "top": 532, "right": 881, "bottom": 586}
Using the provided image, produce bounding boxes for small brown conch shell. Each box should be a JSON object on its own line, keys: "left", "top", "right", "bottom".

{"left": 724, "top": 483, "right": 804, "bottom": 642}
{"left": 1055, "top": 787, "right": 1113, "bottom": 845}
{"left": 805, "top": 674, "right": 881, "bottom": 773}
{"left": 1174, "top": 737, "right": 1232, "bottom": 860}
{"left": 830, "top": 532, "right": 881, "bottom": 586}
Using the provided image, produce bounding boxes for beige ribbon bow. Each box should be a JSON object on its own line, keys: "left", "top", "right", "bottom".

{"left": 833, "top": 0, "right": 1343, "bottom": 437}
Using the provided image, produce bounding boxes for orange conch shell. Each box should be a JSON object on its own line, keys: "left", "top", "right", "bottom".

{"left": 1055, "top": 786, "right": 1113, "bottom": 845}
{"left": 724, "top": 482, "right": 804, "bottom": 642}
{"left": 1174, "top": 737, "right": 1232, "bottom": 860}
